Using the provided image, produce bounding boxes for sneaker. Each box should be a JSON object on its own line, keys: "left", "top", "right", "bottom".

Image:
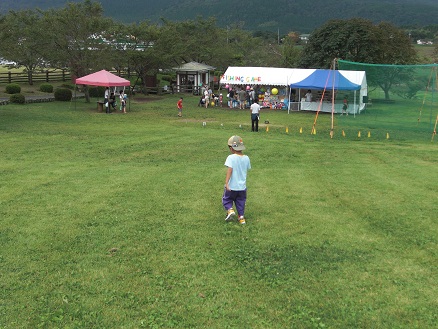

{"left": 225, "top": 208, "right": 236, "bottom": 221}
{"left": 238, "top": 216, "right": 246, "bottom": 224}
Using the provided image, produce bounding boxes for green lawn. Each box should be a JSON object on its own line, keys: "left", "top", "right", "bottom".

{"left": 0, "top": 94, "right": 437, "bottom": 328}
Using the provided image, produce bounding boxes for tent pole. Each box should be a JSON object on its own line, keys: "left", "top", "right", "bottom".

{"left": 298, "top": 89, "right": 301, "bottom": 111}
{"left": 330, "top": 60, "right": 336, "bottom": 138}
{"left": 354, "top": 90, "right": 357, "bottom": 118}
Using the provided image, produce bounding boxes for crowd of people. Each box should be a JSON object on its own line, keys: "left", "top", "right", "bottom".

{"left": 104, "top": 87, "right": 127, "bottom": 114}
{"left": 197, "top": 84, "right": 223, "bottom": 108}
{"left": 182, "top": 84, "right": 264, "bottom": 133}
{"left": 226, "top": 86, "right": 257, "bottom": 109}
{"left": 197, "top": 85, "right": 260, "bottom": 109}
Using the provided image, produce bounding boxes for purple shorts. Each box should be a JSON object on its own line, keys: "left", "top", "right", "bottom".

{"left": 222, "top": 188, "right": 247, "bottom": 217}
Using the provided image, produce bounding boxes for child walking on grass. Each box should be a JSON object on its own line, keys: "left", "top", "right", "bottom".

{"left": 177, "top": 97, "right": 183, "bottom": 117}
{"left": 222, "top": 135, "right": 251, "bottom": 224}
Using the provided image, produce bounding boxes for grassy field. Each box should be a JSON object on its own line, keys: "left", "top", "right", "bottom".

{"left": 414, "top": 45, "right": 436, "bottom": 62}
{"left": 0, "top": 94, "right": 437, "bottom": 328}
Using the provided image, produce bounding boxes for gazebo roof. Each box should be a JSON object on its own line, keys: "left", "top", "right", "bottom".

{"left": 173, "top": 61, "right": 215, "bottom": 73}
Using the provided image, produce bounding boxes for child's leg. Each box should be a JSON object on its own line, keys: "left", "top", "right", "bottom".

{"left": 234, "top": 190, "right": 247, "bottom": 217}
{"left": 222, "top": 188, "right": 236, "bottom": 211}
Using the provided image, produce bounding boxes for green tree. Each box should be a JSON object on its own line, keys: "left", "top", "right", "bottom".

{"left": 41, "top": 0, "right": 116, "bottom": 101}
{"left": 281, "top": 35, "right": 302, "bottom": 67}
{"left": 159, "top": 17, "right": 236, "bottom": 70}
{"left": 223, "top": 26, "right": 283, "bottom": 68}
{"left": 301, "top": 19, "right": 418, "bottom": 100}
{"left": 373, "top": 22, "right": 417, "bottom": 65}
{"left": 0, "top": 10, "right": 47, "bottom": 84}
{"left": 116, "top": 21, "right": 163, "bottom": 91}
{"left": 368, "top": 22, "right": 419, "bottom": 100}
{"left": 300, "top": 18, "right": 380, "bottom": 69}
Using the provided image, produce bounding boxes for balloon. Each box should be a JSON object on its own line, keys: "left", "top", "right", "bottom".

{"left": 246, "top": 86, "right": 250, "bottom": 90}
{"left": 272, "top": 88, "right": 278, "bottom": 95}
{"left": 225, "top": 85, "right": 229, "bottom": 89}
{"left": 210, "top": 101, "right": 215, "bottom": 106}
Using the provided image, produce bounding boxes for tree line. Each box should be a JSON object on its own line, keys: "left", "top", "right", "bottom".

{"left": 0, "top": 0, "right": 433, "bottom": 101}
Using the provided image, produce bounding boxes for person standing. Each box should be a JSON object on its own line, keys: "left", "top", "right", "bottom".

{"left": 109, "top": 92, "right": 116, "bottom": 110}
{"left": 222, "top": 135, "right": 251, "bottom": 225}
{"left": 208, "top": 86, "right": 213, "bottom": 100}
{"left": 249, "top": 87, "right": 255, "bottom": 104}
{"left": 239, "top": 88, "right": 247, "bottom": 109}
{"left": 228, "top": 88, "right": 235, "bottom": 108}
{"left": 342, "top": 95, "right": 349, "bottom": 115}
{"left": 250, "top": 99, "right": 261, "bottom": 132}
{"left": 305, "top": 89, "right": 313, "bottom": 102}
{"left": 119, "top": 90, "right": 127, "bottom": 113}
{"left": 177, "top": 97, "right": 183, "bottom": 117}
{"left": 104, "top": 87, "right": 110, "bottom": 113}
{"left": 204, "top": 89, "right": 209, "bottom": 108}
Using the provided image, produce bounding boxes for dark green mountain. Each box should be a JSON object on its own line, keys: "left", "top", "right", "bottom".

{"left": 1, "top": 0, "right": 437, "bottom": 33}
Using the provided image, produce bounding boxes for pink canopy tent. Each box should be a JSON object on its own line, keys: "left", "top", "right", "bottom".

{"left": 75, "top": 69, "right": 130, "bottom": 87}
{"left": 75, "top": 70, "right": 130, "bottom": 112}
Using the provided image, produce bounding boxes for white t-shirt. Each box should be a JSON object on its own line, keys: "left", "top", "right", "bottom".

{"left": 119, "top": 93, "right": 125, "bottom": 104}
{"left": 224, "top": 154, "right": 251, "bottom": 191}
{"left": 251, "top": 102, "right": 261, "bottom": 114}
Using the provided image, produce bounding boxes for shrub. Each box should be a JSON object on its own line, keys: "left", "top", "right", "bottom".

{"left": 54, "top": 88, "right": 72, "bottom": 101}
{"left": 60, "top": 83, "right": 74, "bottom": 90}
{"left": 5, "top": 83, "right": 21, "bottom": 94}
{"left": 9, "top": 93, "right": 26, "bottom": 104}
{"left": 88, "top": 86, "right": 105, "bottom": 98}
{"left": 40, "top": 83, "right": 54, "bottom": 93}
{"left": 161, "top": 74, "right": 173, "bottom": 82}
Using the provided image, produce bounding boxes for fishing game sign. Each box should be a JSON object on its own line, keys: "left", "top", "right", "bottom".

{"left": 220, "top": 74, "right": 262, "bottom": 84}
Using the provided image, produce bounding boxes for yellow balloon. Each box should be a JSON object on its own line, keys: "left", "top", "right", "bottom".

{"left": 210, "top": 101, "right": 215, "bottom": 106}
{"left": 272, "top": 88, "right": 278, "bottom": 95}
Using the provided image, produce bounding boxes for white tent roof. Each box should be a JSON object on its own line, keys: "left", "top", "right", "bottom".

{"left": 220, "top": 67, "right": 366, "bottom": 90}
{"left": 337, "top": 70, "right": 367, "bottom": 93}
{"left": 220, "top": 67, "right": 314, "bottom": 86}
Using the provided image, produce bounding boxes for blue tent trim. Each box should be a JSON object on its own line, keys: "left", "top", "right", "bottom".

{"left": 290, "top": 70, "right": 360, "bottom": 90}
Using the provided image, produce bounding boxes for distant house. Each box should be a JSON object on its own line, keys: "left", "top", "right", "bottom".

{"left": 172, "top": 61, "right": 215, "bottom": 93}
{"left": 417, "top": 39, "right": 434, "bottom": 45}
{"left": 299, "top": 34, "right": 310, "bottom": 44}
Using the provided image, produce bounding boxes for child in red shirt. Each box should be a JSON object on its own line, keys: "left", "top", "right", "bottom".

{"left": 177, "top": 97, "right": 183, "bottom": 117}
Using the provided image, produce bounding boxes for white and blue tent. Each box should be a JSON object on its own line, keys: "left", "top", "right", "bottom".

{"left": 290, "top": 69, "right": 361, "bottom": 90}
{"left": 220, "top": 67, "right": 367, "bottom": 114}
{"left": 290, "top": 69, "right": 367, "bottom": 114}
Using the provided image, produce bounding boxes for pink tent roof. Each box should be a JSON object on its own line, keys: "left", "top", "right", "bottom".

{"left": 75, "top": 70, "right": 130, "bottom": 87}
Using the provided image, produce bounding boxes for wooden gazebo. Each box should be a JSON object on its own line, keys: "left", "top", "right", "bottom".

{"left": 173, "top": 61, "right": 215, "bottom": 94}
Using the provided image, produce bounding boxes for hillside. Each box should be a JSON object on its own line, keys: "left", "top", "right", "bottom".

{"left": 1, "top": 0, "right": 438, "bottom": 33}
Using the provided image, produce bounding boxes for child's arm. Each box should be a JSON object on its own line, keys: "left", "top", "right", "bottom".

{"left": 225, "top": 167, "right": 233, "bottom": 191}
